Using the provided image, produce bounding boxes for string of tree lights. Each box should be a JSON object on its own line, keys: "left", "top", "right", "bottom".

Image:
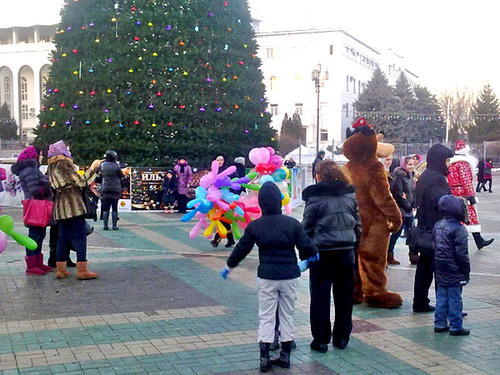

{"left": 356, "top": 112, "right": 500, "bottom": 121}
{"left": 35, "top": 0, "right": 275, "bottom": 167}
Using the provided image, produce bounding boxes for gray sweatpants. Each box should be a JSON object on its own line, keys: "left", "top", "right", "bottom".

{"left": 258, "top": 278, "right": 298, "bottom": 343}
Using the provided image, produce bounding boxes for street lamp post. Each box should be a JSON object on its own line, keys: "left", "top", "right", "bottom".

{"left": 311, "top": 64, "right": 321, "bottom": 156}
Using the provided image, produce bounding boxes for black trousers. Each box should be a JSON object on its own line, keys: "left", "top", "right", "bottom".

{"left": 101, "top": 198, "right": 119, "bottom": 212}
{"left": 177, "top": 194, "right": 188, "bottom": 213}
{"left": 413, "top": 250, "right": 434, "bottom": 309}
{"left": 309, "top": 250, "right": 354, "bottom": 345}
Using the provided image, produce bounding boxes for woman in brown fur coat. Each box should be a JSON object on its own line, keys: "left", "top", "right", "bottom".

{"left": 47, "top": 140, "right": 102, "bottom": 280}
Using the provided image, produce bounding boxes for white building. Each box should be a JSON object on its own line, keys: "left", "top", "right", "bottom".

{"left": 254, "top": 26, "right": 418, "bottom": 149}
{"left": 0, "top": 25, "right": 56, "bottom": 141}
{"left": 0, "top": 21, "right": 417, "bottom": 146}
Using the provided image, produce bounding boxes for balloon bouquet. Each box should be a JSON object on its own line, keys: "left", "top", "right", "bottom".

{"left": 181, "top": 147, "right": 292, "bottom": 242}
{"left": 0, "top": 205, "right": 37, "bottom": 255}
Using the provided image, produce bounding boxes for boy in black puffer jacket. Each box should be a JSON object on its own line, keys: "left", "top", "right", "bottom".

{"left": 221, "top": 182, "right": 316, "bottom": 372}
{"left": 302, "top": 160, "right": 360, "bottom": 353}
{"left": 433, "top": 195, "right": 470, "bottom": 336}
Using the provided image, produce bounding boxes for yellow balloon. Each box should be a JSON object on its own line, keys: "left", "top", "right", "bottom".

{"left": 282, "top": 166, "right": 290, "bottom": 179}
{"left": 282, "top": 193, "right": 290, "bottom": 206}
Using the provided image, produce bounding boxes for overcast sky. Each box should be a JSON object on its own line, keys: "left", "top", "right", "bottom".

{"left": 3, "top": 0, "right": 499, "bottom": 96}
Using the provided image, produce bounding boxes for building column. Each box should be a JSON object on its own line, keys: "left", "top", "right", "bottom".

{"left": 33, "top": 66, "right": 41, "bottom": 119}
{"left": 11, "top": 67, "right": 20, "bottom": 137}
{"left": 33, "top": 27, "right": 39, "bottom": 43}
{"left": 12, "top": 28, "right": 17, "bottom": 45}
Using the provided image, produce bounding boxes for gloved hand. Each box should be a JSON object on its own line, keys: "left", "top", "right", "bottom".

{"left": 298, "top": 260, "right": 309, "bottom": 273}
{"left": 220, "top": 266, "right": 231, "bottom": 279}
{"left": 308, "top": 253, "right": 319, "bottom": 263}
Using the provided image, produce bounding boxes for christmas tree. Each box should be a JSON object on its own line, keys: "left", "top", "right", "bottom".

{"left": 35, "top": 0, "right": 275, "bottom": 167}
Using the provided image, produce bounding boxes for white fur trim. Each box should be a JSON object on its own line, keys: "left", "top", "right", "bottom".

{"left": 455, "top": 145, "right": 470, "bottom": 155}
{"left": 450, "top": 154, "right": 478, "bottom": 174}
{"left": 466, "top": 224, "right": 481, "bottom": 233}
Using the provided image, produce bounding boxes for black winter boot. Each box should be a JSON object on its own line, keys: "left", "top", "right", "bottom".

{"left": 225, "top": 232, "right": 235, "bottom": 247}
{"left": 102, "top": 212, "right": 110, "bottom": 230}
{"left": 270, "top": 341, "right": 291, "bottom": 368}
{"left": 111, "top": 212, "right": 119, "bottom": 230}
{"left": 472, "top": 232, "right": 494, "bottom": 250}
{"left": 259, "top": 342, "right": 271, "bottom": 372}
{"left": 269, "top": 330, "right": 280, "bottom": 351}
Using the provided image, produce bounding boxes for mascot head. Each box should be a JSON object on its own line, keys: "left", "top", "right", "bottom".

{"left": 343, "top": 117, "right": 394, "bottom": 163}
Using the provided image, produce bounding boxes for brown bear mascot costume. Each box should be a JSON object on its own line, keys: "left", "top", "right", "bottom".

{"left": 343, "top": 117, "right": 403, "bottom": 308}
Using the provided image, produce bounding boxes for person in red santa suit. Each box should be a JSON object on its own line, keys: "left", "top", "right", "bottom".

{"left": 447, "top": 140, "right": 494, "bottom": 250}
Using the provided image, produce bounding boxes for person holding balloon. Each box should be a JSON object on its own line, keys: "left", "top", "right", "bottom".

{"left": 47, "top": 140, "right": 101, "bottom": 280}
{"left": 11, "top": 146, "right": 54, "bottom": 275}
{"left": 220, "top": 181, "right": 317, "bottom": 372}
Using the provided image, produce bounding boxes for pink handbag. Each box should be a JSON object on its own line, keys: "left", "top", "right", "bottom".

{"left": 22, "top": 199, "right": 54, "bottom": 228}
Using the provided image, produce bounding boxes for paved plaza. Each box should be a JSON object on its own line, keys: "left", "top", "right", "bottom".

{"left": 0, "top": 190, "right": 499, "bottom": 375}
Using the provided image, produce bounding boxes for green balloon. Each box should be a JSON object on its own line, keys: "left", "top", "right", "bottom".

{"left": 11, "top": 232, "right": 37, "bottom": 251}
{"left": 0, "top": 215, "right": 14, "bottom": 234}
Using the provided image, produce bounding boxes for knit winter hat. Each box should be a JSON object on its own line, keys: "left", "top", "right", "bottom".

{"left": 47, "top": 140, "right": 71, "bottom": 158}
{"left": 17, "top": 146, "right": 39, "bottom": 162}
{"left": 234, "top": 157, "right": 245, "bottom": 165}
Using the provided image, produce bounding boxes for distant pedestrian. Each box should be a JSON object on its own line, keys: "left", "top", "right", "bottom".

{"left": 162, "top": 170, "right": 177, "bottom": 214}
{"left": 482, "top": 159, "right": 493, "bottom": 193}
{"left": 220, "top": 182, "right": 316, "bottom": 372}
{"left": 100, "top": 150, "right": 123, "bottom": 230}
{"left": 173, "top": 158, "right": 193, "bottom": 214}
{"left": 476, "top": 159, "right": 485, "bottom": 192}
{"left": 433, "top": 195, "right": 470, "bottom": 336}
{"left": 312, "top": 151, "right": 325, "bottom": 183}
{"left": 284, "top": 157, "right": 296, "bottom": 169}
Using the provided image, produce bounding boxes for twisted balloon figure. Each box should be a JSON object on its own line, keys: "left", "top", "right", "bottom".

{"left": 0, "top": 207, "right": 37, "bottom": 254}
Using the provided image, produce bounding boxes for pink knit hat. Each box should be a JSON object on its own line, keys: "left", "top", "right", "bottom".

{"left": 17, "top": 146, "right": 39, "bottom": 162}
{"left": 47, "top": 140, "right": 71, "bottom": 158}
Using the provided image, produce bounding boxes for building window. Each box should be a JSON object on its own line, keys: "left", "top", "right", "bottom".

{"left": 295, "top": 103, "right": 303, "bottom": 115}
{"left": 353, "top": 78, "right": 356, "bottom": 93}
{"left": 358, "top": 81, "right": 361, "bottom": 94}
{"left": 345, "top": 103, "right": 349, "bottom": 117}
{"left": 266, "top": 48, "right": 274, "bottom": 58}
{"left": 21, "top": 77, "right": 28, "bottom": 101}
{"left": 320, "top": 130, "right": 328, "bottom": 142}
{"left": 330, "top": 45, "right": 334, "bottom": 55}
{"left": 270, "top": 104, "right": 278, "bottom": 116}
{"left": 346, "top": 76, "right": 349, "bottom": 92}
{"left": 21, "top": 104, "right": 29, "bottom": 119}
{"left": 4, "top": 77, "right": 11, "bottom": 102}
{"left": 270, "top": 76, "right": 278, "bottom": 91}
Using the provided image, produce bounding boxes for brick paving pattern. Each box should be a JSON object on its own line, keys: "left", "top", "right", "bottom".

{"left": 0, "top": 191, "right": 499, "bottom": 374}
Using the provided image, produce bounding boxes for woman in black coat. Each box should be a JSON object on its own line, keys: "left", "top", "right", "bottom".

{"left": 11, "top": 146, "right": 53, "bottom": 275}
{"left": 100, "top": 150, "right": 123, "bottom": 230}
{"left": 387, "top": 156, "right": 416, "bottom": 265}
{"left": 162, "top": 170, "right": 178, "bottom": 213}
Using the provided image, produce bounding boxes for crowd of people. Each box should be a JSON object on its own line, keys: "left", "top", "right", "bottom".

{"left": 10, "top": 139, "right": 495, "bottom": 372}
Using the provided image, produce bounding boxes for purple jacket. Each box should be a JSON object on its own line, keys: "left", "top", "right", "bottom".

{"left": 174, "top": 162, "right": 193, "bottom": 195}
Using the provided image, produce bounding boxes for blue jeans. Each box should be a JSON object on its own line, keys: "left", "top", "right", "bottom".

{"left": 388, "top": 215, "right": 414, "bottom": 254}
{"left": 435, "top": 285, "right": 463, "bottom": 331}
{"left": 26, "top": 226, "right": 47, "bottom": 256}
{"left": 56, "top": 216, "right": 87, "bottom": 262}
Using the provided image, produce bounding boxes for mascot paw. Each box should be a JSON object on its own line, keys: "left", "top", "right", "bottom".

{"left": 365, "top": 292, "right": 403, "bottom": 309}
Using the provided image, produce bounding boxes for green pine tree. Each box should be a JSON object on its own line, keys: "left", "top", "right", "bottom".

{"left": 0, "top": 102, "right": 19, "bottom": 140}
{"left": 35, "top": 0, "right": 275, "bottom": 167}
{"left": 279, "top": 112, "right": 302, "bottom": 156}
{"left": 413, "top": 86, "right": 445, "bottom": 143}
{"left": 352, "top": 67, "right": 395, "bottom": 137}
{"left": 469, "top": 84, "right": 500, "bottom": 142}
{"left": 392, "top": 72, "right": 416, "bottom": 141}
